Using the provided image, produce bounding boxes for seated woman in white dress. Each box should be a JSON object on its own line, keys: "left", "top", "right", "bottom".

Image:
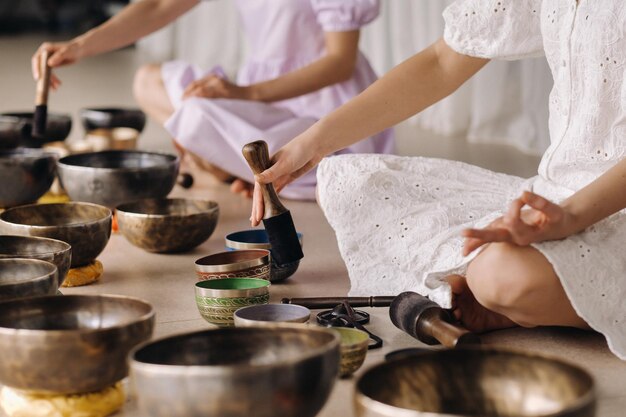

{"left": 32, "top": 0, "right": 394, "bottom": 200}
{"left": 250, "top": 0, "right": 626, "bottom": 359}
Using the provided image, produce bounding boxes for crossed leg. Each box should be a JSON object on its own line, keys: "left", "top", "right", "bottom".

{"left": 133, "top": 63, "right": 238, "bottom": 185}
{"left": 448, "top": 242, "right": 590, "bottom": 333}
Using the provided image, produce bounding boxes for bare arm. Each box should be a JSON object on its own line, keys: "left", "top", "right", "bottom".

{"left": 32, "top": 0, "right": 199, "bottom": 84}
{"left": 251, "top": 38, "right": 489, "bottom": 224}
{"left": 183, "top": 30, "right": 362, "bottom": 102}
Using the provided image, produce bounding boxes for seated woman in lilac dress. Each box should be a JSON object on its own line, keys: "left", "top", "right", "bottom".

{"left": 32, "top": 0, "right": 394, "bottom": 200}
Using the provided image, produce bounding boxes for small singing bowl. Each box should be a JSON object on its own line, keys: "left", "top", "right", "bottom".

{"left": 80, "top": 107, "right": 147, "bottom": 133}
{"left": 0, "top": 258, "right": 58, "bottom": 302}
{"left": 234, "top": 303, "right": 311, "bottom": 327}
{"left": 333, "top": 327, "right": 369, "bottom": 378}
{"left": 195, "top": 278, "right": 270, "bottom": 326}
{"left": 0, "top": 236, "right": 70, "bottom": 287}
{"left": 0, "top": 202, "right": 112, "bottom": 267}
{"left": 0, "top": 294, "right": 155, "bottom": 394}
{"left": 129, "top": 326, "right": 340, "bottom": 417}
{"left": 0, "top": 149, "right": 57, "bottom": 208}
{"left": 225, "top": 230, "right": 303, "bottom": 282}
{"left": 355, "top": 347, "right": 596, "bottom": 417}
{"left": 194, "top": 249, "right": 271, "bottom": 281}
{"left": 116, "top": 198, "right": 219, "bottom": 253}
{"left": 84, "top": 127, "right": 139, "bottom": 151}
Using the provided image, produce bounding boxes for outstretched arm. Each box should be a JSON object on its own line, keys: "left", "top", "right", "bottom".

{"left": 463, "top": 157, "right": 626, "bottom": 255}
{"left": 250, "top": 38, "right": 488, "bottom": 224}
{"left": 32, "top": 0, "right": 199, "bottom": 87}
{"left": 183, "top": 30, "right": 362, "bottom": 101}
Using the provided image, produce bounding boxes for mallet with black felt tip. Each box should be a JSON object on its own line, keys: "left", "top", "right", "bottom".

{"left": 33, "top": 50, "right": 52, "bottom": 138}
{"left": 242, "top": 140, "right": 304, "bottom": 266}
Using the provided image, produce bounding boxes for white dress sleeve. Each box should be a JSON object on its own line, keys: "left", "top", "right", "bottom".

{"left": 443, "top": 0, "right": 544, "bottom": 60}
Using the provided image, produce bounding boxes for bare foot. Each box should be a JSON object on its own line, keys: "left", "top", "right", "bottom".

{"left": 230, "top": 179, "right": 253, "bottom": 198}
{"left": 447, "top": 274, "right": 517, "bottom": 333}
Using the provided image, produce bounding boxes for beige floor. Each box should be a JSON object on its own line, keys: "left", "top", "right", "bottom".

{"left": 1, "top": 35, "right": 626, "bottom": 416}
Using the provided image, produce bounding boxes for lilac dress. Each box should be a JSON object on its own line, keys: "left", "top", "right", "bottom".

{"left": 162, "top": 0, "right": 394, "bottom": 199}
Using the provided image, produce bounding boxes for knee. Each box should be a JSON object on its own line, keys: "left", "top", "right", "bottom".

{"left": 466, "top": 243, "right": 535, "bottom": 314}
{"left": 133, "top": 63, "right": 161, "bottom": 104}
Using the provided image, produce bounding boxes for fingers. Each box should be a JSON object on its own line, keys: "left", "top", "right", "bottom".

{"left": 250, "top": 182, "right": 264, "bottom": 226}
{"left": 521, "top": 191, "right": 563, "bottom": 222}
{"left": 462, "top": 228, "right": 511, "bottom": 256}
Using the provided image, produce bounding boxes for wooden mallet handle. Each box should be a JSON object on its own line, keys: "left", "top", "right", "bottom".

{"left": 242, "top": 140, "right": 288, "bottom": 219}
{"left": 36, "top": 50, "right": 51, "bottom": 106}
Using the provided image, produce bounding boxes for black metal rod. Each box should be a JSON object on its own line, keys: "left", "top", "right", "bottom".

{"left": 281, "top": 296, "right": 395, "bottom": 309}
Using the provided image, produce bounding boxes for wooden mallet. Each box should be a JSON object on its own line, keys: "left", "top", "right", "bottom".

{"left": 390, "top": 291, "right": 480, "bottom": 348}
{"left": 242, "top": 140, "right": 304, "bottom": 266}
{"left": 33, "top": 50, "right": 52, "bottom": 138}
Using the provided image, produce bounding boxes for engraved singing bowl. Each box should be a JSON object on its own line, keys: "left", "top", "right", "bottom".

{"left": 0, "top": 148, "right": 56, "bottom": 208}
{"left": 0, "top": 202, "right": 112, "bottom": 267}
{"left": 0, "top": 235, "right": 71, "bottom": 287}
{"left": 195, "top": 249, "right": 271, "bottom": 281}
{"left": 0, "top": 294, "right": 155, "bottom": 394}
{"left": 355, "top": 347, "right": 595, "bottom": 417}
{"left": 57, "top": 150, "right": 179, "bottom": 208}
{"left": 130, "top": 326, "right": 340, "bottom": 417}
{"left": 225, "top": 229, "right": 303, "bottom": 282}
{"left": 0, "top": 258, "right": 58, "bottom": 302}
{"left": 116, "top": 198, "right": 219, "bottom": 253}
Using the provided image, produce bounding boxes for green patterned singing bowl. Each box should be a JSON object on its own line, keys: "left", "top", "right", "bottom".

{"left": 333, "top": 327, "right": 369, "bottom": 378}
{"left": 355, "top": 347, "right": 595, "bottom": 417}
{"left": 195, "top": 278, "right": 271, "bottom": 326}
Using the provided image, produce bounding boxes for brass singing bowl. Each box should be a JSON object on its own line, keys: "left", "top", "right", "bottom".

{"left": 116, "top": 198, "right": 219, "bottom": 253}
{"left": 0, "top": 294, "right": 155, "bottom": 394}
{"left": 130, "top": 326, "right": 340, "bottom": 417}
{"left": 0, "top": 235, "right": 71, "bottom": 287}
{"left": 0, "top": 202, "right": 112, "bottom": 267}
{"left": 355, "top": 347, "right": 595, "bottom": 417}
{"left": 0, "top": 258, "right": 58, "bottom": 302}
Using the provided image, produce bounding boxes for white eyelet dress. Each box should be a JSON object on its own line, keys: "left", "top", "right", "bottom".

{"left": 317, "top": 0, "right": 626, "bottom": 359}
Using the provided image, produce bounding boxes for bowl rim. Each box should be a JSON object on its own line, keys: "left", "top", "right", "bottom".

{"left": 129, "top": 325, "right": 340, "bottom": 374}
{"left": 225, "top": 229, "right": 303, "bottom": 251}
{"left": 0, "top": 202, "right": 112, "bottom": 229}
{"left": 116, "top": 198, "right": 219, "bottom": 218}
{"left": 233, "top": 303, "right": 311, "bottom": 325}
{"left": 57, "top": 150, "right": 179, "bottom": 173}
{"left": 0, "top": 294, "right": 155, "bottom": 335}
{"left": 0, "top": 148, "right": 58, "bottom": 160}
{"left": 195, "top": 277, "right": 270, "bottom": 298}
{"left": 0, "top": 258, "right": 58, "bottom": 287}
{"left": 0, "top": 235, "right": 71, "bottom": 257}
{"left": 195, "top": 249, "right": 271, "bottom": 273}
{"left": 354, "top": 346, "right": 596, "bottom": 417}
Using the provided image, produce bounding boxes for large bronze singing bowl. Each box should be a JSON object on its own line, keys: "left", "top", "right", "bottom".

{"left": 0, "top": 202, "right": 112, "bottom": 267}
{"left": 57, "top": 150, "right": 179, "bottom": 208}
{"left": 355, "top": 347, "right": 595, "bottom": 417}
{"left": 0, "top": 294, "right": 155, "bottom": 394}
{"left": 130, "top": 326, "right": 340, "bottom": 417}
{"left": 0, "top": 258, "right": 58, "bottom": 302}
{"left": 0, "top": 235, "right": 71, "bottom": 287}
{"left": 0, "top": 149, "right": 56, "bottom": 208}
{"left": 116, "top": 198, "right": 219, "bottom": 253}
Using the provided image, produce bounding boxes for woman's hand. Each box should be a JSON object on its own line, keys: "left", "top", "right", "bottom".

{"left": 250, "top": 132, "right": 326, "bottom": 226}
{"left": 462, "top": 191, "right": 578, "bottom": 256}
{"left": 182, "top": 75, "right": 253, "bottom": 101}
{"left": 31, "top": 41, "right": 82, "bottom": 90}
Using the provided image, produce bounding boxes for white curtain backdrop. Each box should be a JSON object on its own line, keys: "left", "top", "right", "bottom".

{"left": 138, "top": 1, "right": 553, "bottom": 156}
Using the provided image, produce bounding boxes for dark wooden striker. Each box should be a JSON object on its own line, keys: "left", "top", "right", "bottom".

{"left": 33, "top": 50, "right": 51, "bottom": 138}
{"left": 242, "top": 140, "right": 303, "bottom": 266}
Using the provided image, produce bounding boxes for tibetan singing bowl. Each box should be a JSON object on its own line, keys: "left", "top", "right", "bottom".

{"left": 0, "top": 149, "right": 56, "bottom": 208}
{"left": 116, "top": 198, "right": 219, "bottom": 253}
{"left": 0, "top": 235, "right": 71, "bottom": 287}
{"left": 355, "top": 347, "right": 595, "bottom": 417}
{"left": 57, "top": 150, "right": 179, "bottom": 208}
{"left": 79, "top": 107, "right": 146, "bottom": 133}
{"left": 130, "top": 326, "right": 340, "bottom": 417}
{"left": 0, "top": 202, "right": 112, "bottom": 267}
{"left": 0, "top": 258, "right": 58, "bottom": 302}
{"left": 0, "top": 112, "right": 72, "bottom": 148}
{"left": 0, "top": 294, "right": 155, "bottom": 394}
